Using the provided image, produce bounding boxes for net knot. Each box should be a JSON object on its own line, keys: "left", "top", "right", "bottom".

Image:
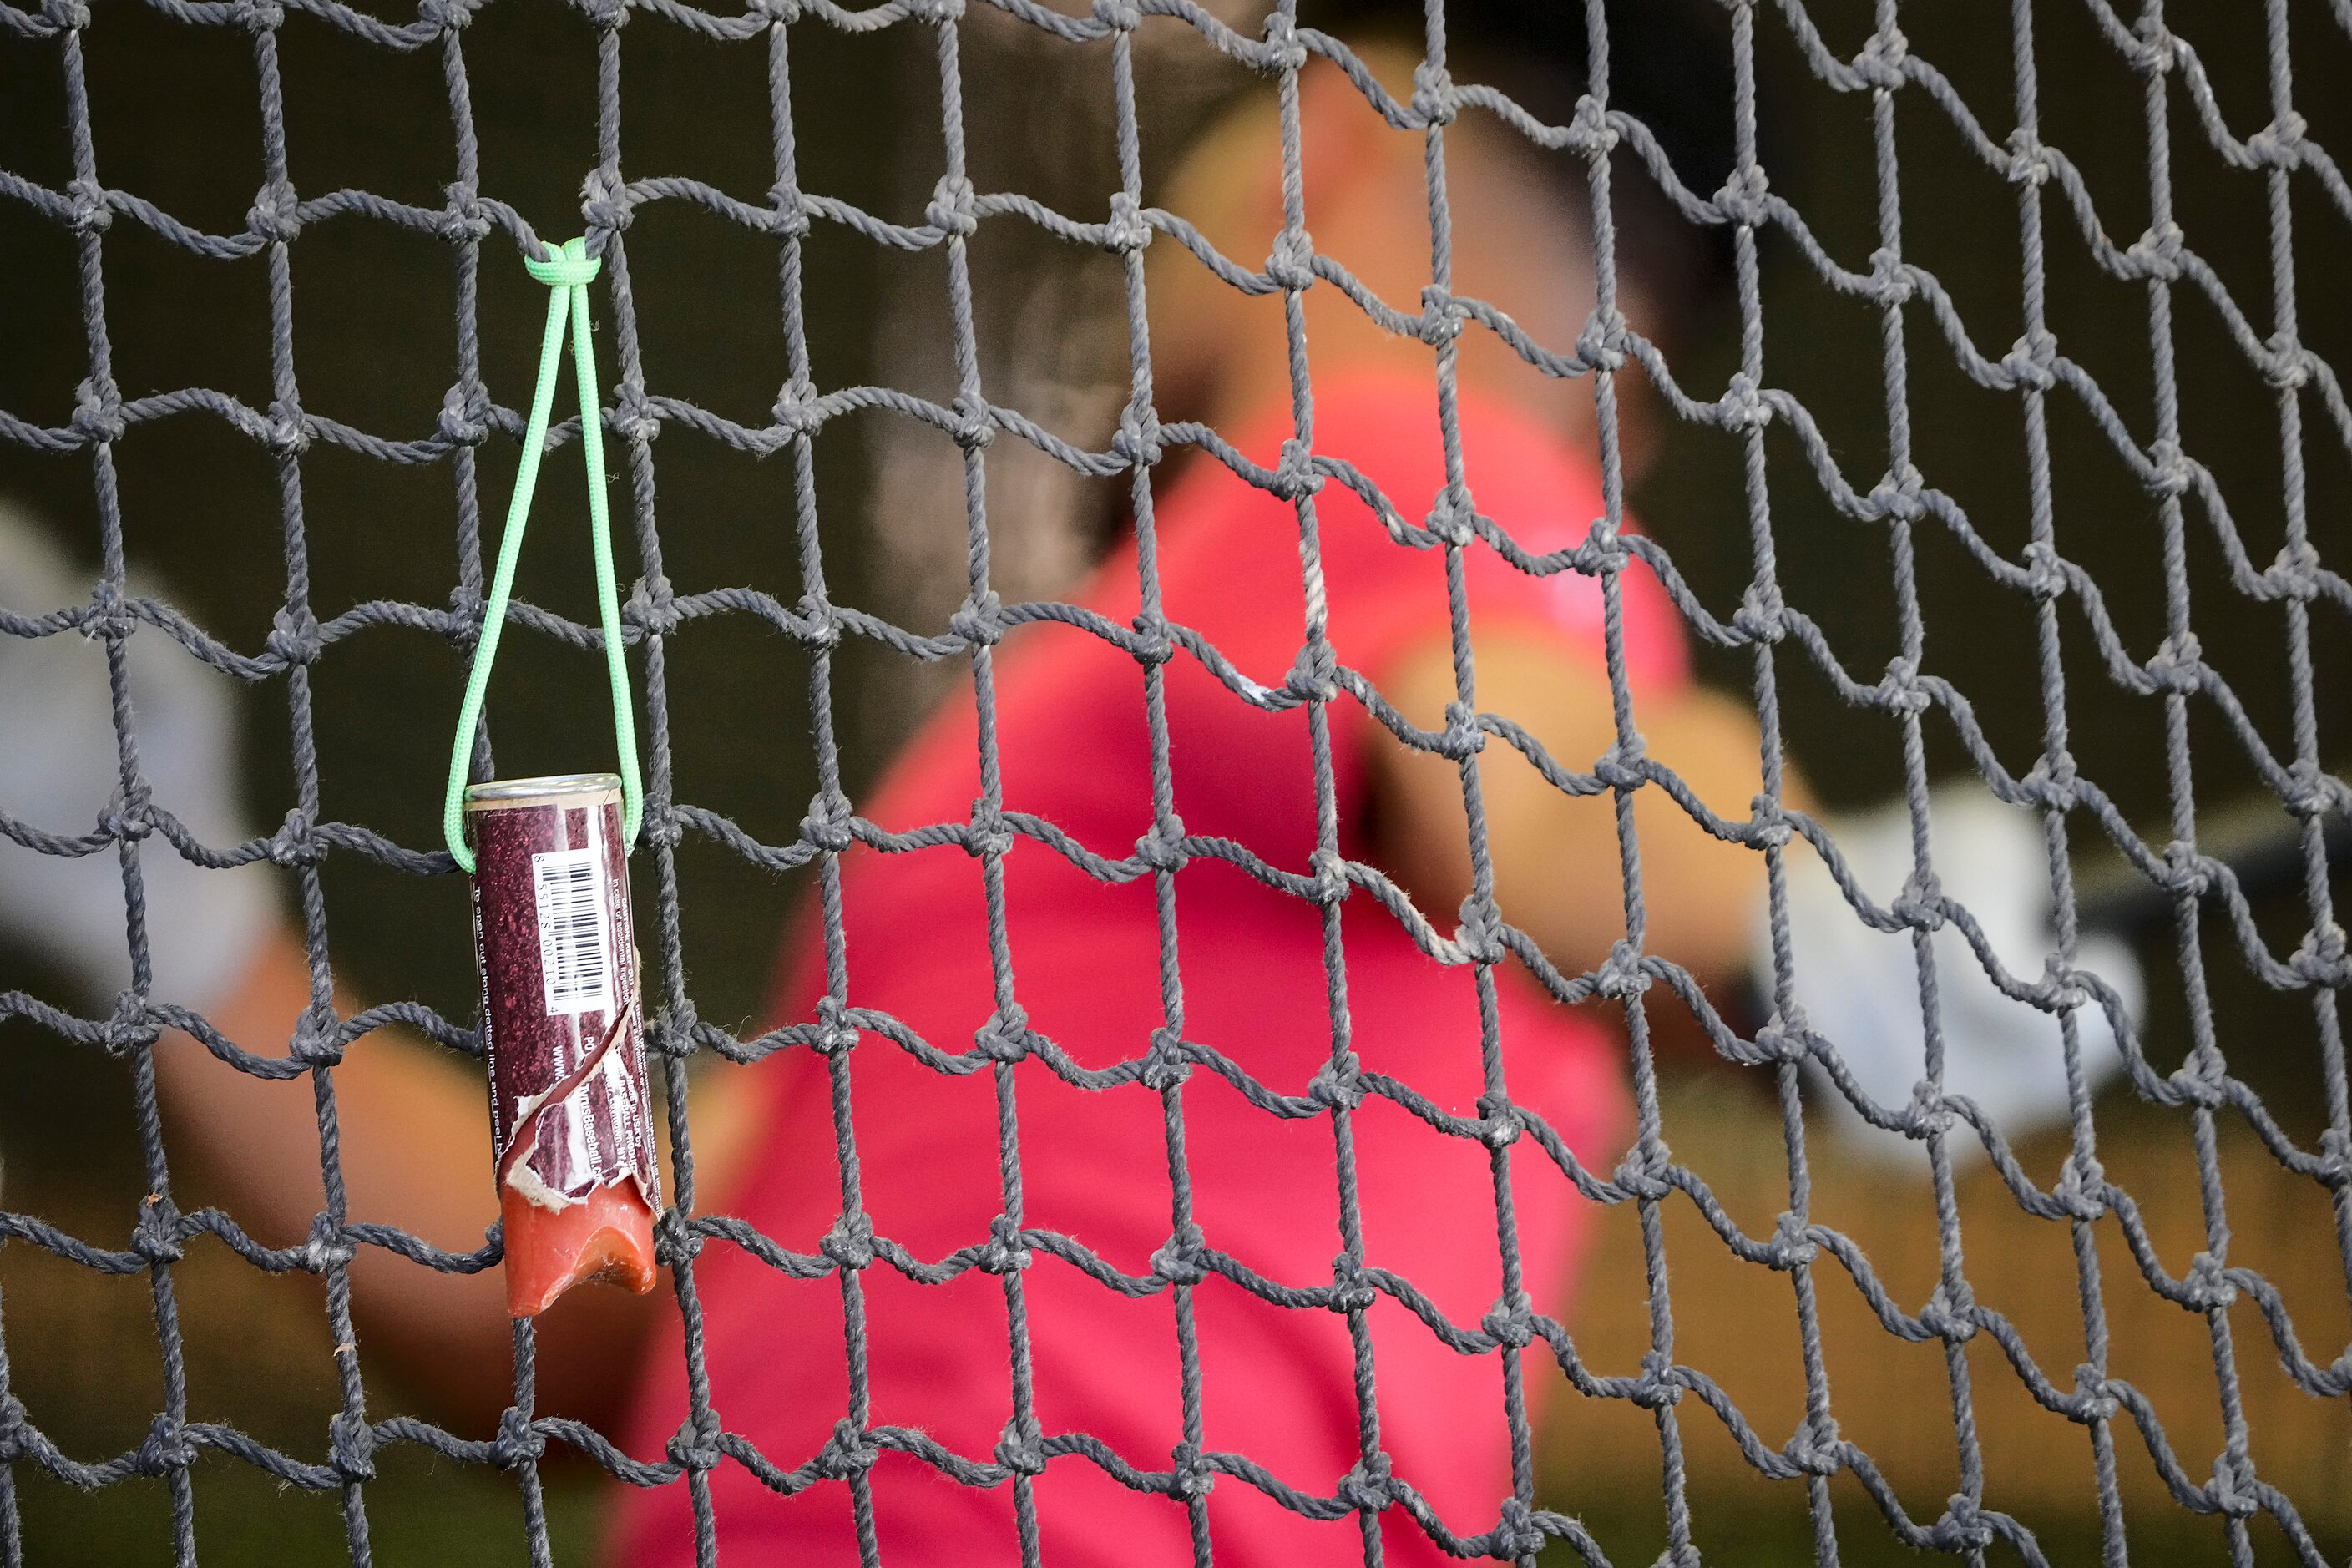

{"left": 1111, "top": 406, "right": 1162, "bottom": 468}
{"left": 649, "top": 997, "right": 699, "bottom": 1060}
{"left": 821, "top": 1212, "right": 875, "bottom": 1271}
{"left": 1089, "top": 0, "right": 1138, "bottom": 33}
{"left": 1744, "top": 797, "right": 1795, "bottom": 852}
{"left": 1565, "top": 94, "right": 1616, "bottom": 157}
{"left": 2018, "top": 749, "right": 2078, "bottom": 812}
{"left": 64, "top": 175, "right": 109, "bottom": 233}
{"left": 2131, "top": 13, "right": 2177, "bottom": 73}
{"left": 1424, "top": 483, "right": 1476, "bottom": 547}
{"left": 2171, "top": 1044, "right": 2228, "bottom": 1109}
{"left": 2000, "top": 328, "right": 2057, "bottom": 392}
{"left": 1410, "top": 60, "right": 1456, "bottom": 126}
{"left": 1875, "top": 656, "right": 1930, "bottom": 716}
{"left": 1266, "top": 227, "right": 1317, "bottom": 293}
{"left": 1920, "top": 1281, "right": 1978, "bottom": 1343}
{"left": 1327, "top": 1252, "right": 1376, "bottom": 1313}
{"left": 1418, "top": 284, "right": 1464, "bottom": 346}
{"left": 2319, "top": 1127, "right": 2352, "bottom": 1189}
{"left": 906, "top": 0, "right": 964, "bottom": 22}
{"left": 963, "top": 796, "right": 1013, "bottom": 859}
{"left": 523, "top": 238, "right": 600, "bottom": 289}
{"left": 1715, "top": 164, "right": 1770, "bottom": 227}
{"left": 265, "top": 603, "right": 323, "bottom": 668}
{"left": 2207, "top": 1453, "right": 2259, "bottom": 1519}
{"left": 978, "top": 1213, "right": 1032, "bottom": 1274}
{"left": 39, "top": 0, "right": 89, "bottom": 29}
{"left": 132, "top": 1192, "right": 185, "bottom": 1265}
{"left": 1890, "top": 869, "right": 1947, "bottom": 930}
{"left": 138, "top": 1413, "right": 197, "bottom": 1476}
{"left": 1935, "top": 1494, "right": 1994, "bottom": 1553}
{"left": 2004, "top": 128, "right": 2051, "bottom": 188}
{"left": 950, "top": 392, "right": 996, "bottom": 451}
{"left": 2124, "top": 220, "right": 2184, "bottom": 283}
{"left": 2264, "top": 538, "right": 2323, "bottom": 603}
{"left": 1611, "top": 1140, "right": 1672, "bottom": 1200}
{"left": 2247, "top": 110, "right": 2306, "bottom": 169}
{"left": 750, "top": 0, "right": 801, "bottom": 20}
{"left": 1864, "top": 247, "right": 1914, "bottom": 309}
{"left": 2017, "top": 539, "right": 2068, "bottom": 603}
{"left": 1268, "top": 435, "right": 1323, "bottom": 501}
{"left": 329, "top": 1409, "right": 378, "bottom": 1481}
{"left": 2262, "top": 331, "right": 2312, "bottom": 392}
{"left": 1768, "top": 1210, "right": 1818, "bottom": 1269}
{"left": 665, "top": 1411, "right": 722, "bottom": 1475}
{"left": 2291, "top": 923, "right": 2349, "bottom": 989}
{"left": 1718, "top": 371, "right": 1769, "bottom": 435}
{"left": 2069, "top": 1363, "right": 2119, "bottom": 1421}
{"left": 231, "top": 0, "right": 283, "bottom": 32}
{"left": 813, "top": 1419, "right": 879, "bottom": 1485}
{"left": 1141, "top": 1026, "right": 1192, "bottom": 1090}
{"left": 580, "top": 0, "right": 629, "bottom": 30}
{"left": 926, "top": 175, "right": 979, "bottom": 239}
{"left": 1573, "top": 308, "right": 1628, "bottom": 373}
{"left": 1151, "top": 1223, "right": 1207, "bottom": 1286}
{"left": 1623, "top": 1351, "right": 1681, "bottom": 1410}
{"left": 247, "top": 180, "right": 302, "bottom": 244}
{"left": 1492, "top": 1495, "right": 1548, "bottom": 1560}
{"left": 2140, "top": 437, "right": 2193, "bottom": 498}
{"left": 0, "top": 1397, "right": 26, "bottom": 1464}
{"left": 1454, "top": 896, "right": 1505, "bottom": 967}
{"left": 1308, "top": 846, "right": 1349, "bottom": 908}
{"left": 1283, "top": 640, "right": 1339, "bottom": 706}
{"left": 625, "top": 571, "right": 679, "bottom": 638}
{"left": 1752, "top": 1006, "right": 1813, "bottom": 1066}
{"left": 1594, "top": 734, "right": 1648, "bottom": 792}
{"left": 1788, "top": 1414, "right": 1842, "bottom": 1475}
{"left": 1732, "top": 579, "right": 1786, "bottom": 644}
{"left": 437, "top": 183, "right": 491, "bottom": 241}
{"left": 1865, "top": 463, "right": 1927, "bottom": 524}
{"left": 1596, "top": 940, "right": 1652, "bottom": 1000}
{"left": 1474, "top": 1092, "right": 1520, "bottom": 1151}
{"left": 99, "top": 993, "right": 161, "bottom": 1058}
{"left": 1308, "top": 1050, "right": 1363, "bottom": 1112}
{"left": 73, "top": 375, "right": 125, "bottom": 444}
{"left": 1168, "top": 1440, "right": 1215, "bottom": 1500}
{"left": 99, "top": 781, "right": 154, "bottom": 847}
{"left": 795, "top": 590, "right": 842, "bottom": 650}
{"left": 799, "top": 789, "right": 855, "bottom": 856}
{"left": 994, "top": 1418, "right": 1047, "bottom": 1477}
{"left": 974, "top": 1004, "right": 1032, "bottom": 1064}
{"left": 1336, "top": 1451, "right": 1393, "bottom": 1511}
{"left": 1254, "top": 8, "right": 1306, "bottom": 73}
{"left": 653, "top": 1205, "right": 703, "bottom": 1265}
{"left": 419, "top": 0, "right": 474, "bottom": 32}
{"left": 1136, "top": 816, "right": 1188, "bottom": 873}
{"left": 1852, "top": 25, "right": 1908, "bottom": 91}
{"left": 2051, "top": 1152, "right": 2108, "bottom": 1221}
{"left": 813, "top": 994, "right": 859, "bottom": 1057}
{"left": 1903, "top": 1078, "right": 1954, "bottom": 1140}
{"left": 437, "top": 378, "right": 492, "bottom": 447}
{"left": 288, "top": 1003, "right": 344, "bottom": 1068}
{"left": 1436, "top": 701, "right": 1485, "bottom": 761}
{"left": 762, "top": 178, "right": 811, "bottom": 240}
{"left": 609, "top": 380, "right": 660, "bottom": 444}
{"left": 2144, "top": 630, "right": 2203, "bottom": 694}
{"left": 2159, "top": 838, "right": 2212, "bottom": 900}
{"left": 2038, "top": 953, "right": 2093, "bottom": 1013}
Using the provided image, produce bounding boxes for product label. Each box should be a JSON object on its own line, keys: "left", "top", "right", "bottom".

{"left": 532, "top": 846, "right": 615, "bottom": 1017}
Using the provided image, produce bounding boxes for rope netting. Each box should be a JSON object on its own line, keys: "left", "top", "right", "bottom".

{"left": 1, "top": 0, "right": 2349, "bottom": 1565}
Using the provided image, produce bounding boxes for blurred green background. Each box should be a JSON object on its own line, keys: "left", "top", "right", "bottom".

{"left": 3, "top": 0, "right": 2349, "bottom": 1562}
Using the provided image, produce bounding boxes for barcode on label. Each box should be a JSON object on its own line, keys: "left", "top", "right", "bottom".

{"left": 532, "top": 847, "right": 615, "bottom": 1017}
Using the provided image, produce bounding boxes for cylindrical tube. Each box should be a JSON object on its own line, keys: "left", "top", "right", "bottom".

{"left": 465, "top": 772, "right": 661, "bottom": 1318}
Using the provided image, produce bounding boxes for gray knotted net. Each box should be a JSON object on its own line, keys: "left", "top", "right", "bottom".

{"left": 1, "top": 0, "right": 2348, "bottom": 1565}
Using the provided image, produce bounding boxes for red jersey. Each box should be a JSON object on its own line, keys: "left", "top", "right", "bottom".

{"left": 616, "top": 371, "right": 1688, "bottom": 1565}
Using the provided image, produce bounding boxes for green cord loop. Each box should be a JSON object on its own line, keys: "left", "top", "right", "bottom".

{"left": 442, "top": 236, "right": 644, "bottom": 874}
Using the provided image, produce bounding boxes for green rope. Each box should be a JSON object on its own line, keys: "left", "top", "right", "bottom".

{"left": 442, "top": 236, "right": 644, "bottom": 874}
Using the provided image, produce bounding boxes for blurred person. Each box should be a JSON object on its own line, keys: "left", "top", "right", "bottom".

{"left": 0, "top": 0, "right": 2137, "bottom": 1562}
